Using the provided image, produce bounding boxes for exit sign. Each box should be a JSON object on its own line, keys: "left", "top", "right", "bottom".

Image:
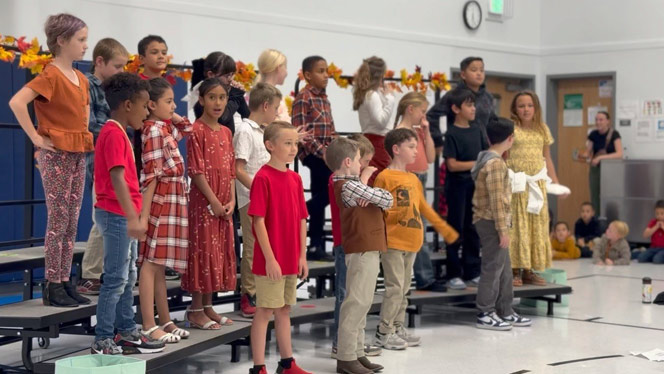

{"left": 489, "top": 0, "right": 504, "bottom": 14}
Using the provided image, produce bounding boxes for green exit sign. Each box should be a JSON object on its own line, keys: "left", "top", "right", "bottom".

{"left": 489, "top": 0, "right": 504, "bottom": 14}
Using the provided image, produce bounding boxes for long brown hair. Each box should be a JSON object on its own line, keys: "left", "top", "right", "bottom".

{"left": 352, "top": 56, "right": 387, "bottom": 110}
{"left": 510, "top": 90, "right": 547, "bottom": 135}
{"left": 394, "top": 92, "right": 429, "bottom": 127}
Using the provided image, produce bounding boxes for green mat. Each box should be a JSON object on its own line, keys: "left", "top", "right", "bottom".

{"left": 55, "top": 355, "right": 145, "bottom": 374}
{"left": 520, "top": 268, "right": 569, "bottom": 308}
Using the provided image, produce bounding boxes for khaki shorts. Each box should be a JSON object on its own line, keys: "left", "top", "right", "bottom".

{"left": 254, "top": 275, "right": 297, "bottom": 309}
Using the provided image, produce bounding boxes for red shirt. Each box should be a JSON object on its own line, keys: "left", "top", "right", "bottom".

{"left": 94, "top": 121, "right": 142, "bottom": 216}
{"left": 329, "top": 174, "right": 342, "bottom": 246}
{"left": 648, "top": 219, "right": 664, "bottom": 248}
{"left": 248, "top": 165, "right": 309, "bottom": 276}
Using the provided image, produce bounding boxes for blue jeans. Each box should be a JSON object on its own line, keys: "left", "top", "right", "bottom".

{"left": 638, "top": 248, "right": 664, "bottom": 264}
{"left": 94, "top": 208, "right": 138, "bottom": 340}
{"left": 332, "top": 245, "right": 347, "bottom": 348}
{"left": 413, "top": 173, "right": 435, "bottom": 288}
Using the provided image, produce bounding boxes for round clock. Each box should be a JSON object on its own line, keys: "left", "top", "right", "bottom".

{"left": 463, "top": 0, "right": 482, "bottom": 30}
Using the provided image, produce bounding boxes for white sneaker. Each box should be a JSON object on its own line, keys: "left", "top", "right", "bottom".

{"left": 446, "top": 277, "right": 467, "bottom": 290}
{"left": 395, "top": 324, "right": 421, "bottom": 347}
{"left": 476, "top": 312, "right": 512, "bottom": 331}
{"left": 502, "top": 313, "right": 532, "bottom": 327}
{"left": 467, "top": 276, "right": 480, "bottom": 288}
{"left": 373, "top": 330, "right": 407, "bottom": 350}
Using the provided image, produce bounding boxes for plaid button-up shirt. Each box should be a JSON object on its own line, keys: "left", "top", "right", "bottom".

{"left": 85, "top": 72, "right": 111, "bottom": 185}
{"left": 472, "top": 155, "right": 511, "bottom": 236}
{"left": 292, "top": 85, "right": 336, "bottom": 159}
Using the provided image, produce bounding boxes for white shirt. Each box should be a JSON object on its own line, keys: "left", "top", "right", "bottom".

{"left": 357, "top": 90, "right": 396, "bottom": 136}
{"left": 233, "top": 118, "right": 271, "bottom": 209}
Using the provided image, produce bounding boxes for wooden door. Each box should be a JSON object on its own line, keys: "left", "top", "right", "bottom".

{"left": 555, "top": 77, "right": 613, "bottom": 226}
{"left": 484, "top": 75, "right": 526, "bottom": 118}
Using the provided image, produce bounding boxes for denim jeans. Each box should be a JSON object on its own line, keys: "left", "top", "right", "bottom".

{"left": 332, "top": 245, "right": 347, "bottom": 348}
{"left": 94, "top": 208, "right": 138, "bottom": 341}
{"left": 413, "top": 173, "right": 435, "bottom": 288}
{"left": 638, "top": 248, "right": 664, "bottom": 264}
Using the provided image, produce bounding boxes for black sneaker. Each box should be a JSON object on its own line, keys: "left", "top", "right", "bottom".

{"left": 164, "top": 267, "right": 180, "bottom": 280}
{"left": 114, "top": 330, "right": 165, "bottom": 354}
{"left": 417, "top": 280, "right": 447, "bottom": 293}
{"left": 476, "top": 312, "right": 512, "bottom": 331}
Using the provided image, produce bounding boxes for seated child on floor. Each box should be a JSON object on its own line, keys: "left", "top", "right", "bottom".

{"left": 574, "top": 202, "right": 601, "bottom": 258}
{"left": 551, "top": 222, "right": 581, "bottom": 260}
{"left": 638, "top": 200, "right": 664, "bottom": 264}
{"left": 592, "top": 221, "right": 630, "bottom": 266}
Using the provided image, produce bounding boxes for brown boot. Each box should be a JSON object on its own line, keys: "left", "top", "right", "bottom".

{"left": 358, "top": 356, "right": 383, "bottom": 372}
{"left": 337, "top": 359, "right": 373, "bottom": 374}
{"left": 522, "top": 269, "right": 547, "bottom": 286}
{"left": 512, "top": 269, "right": 523, "bottom": 287}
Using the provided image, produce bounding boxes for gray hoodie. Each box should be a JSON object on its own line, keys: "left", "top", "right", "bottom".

{"left": 471, "top": 150, "right": 501, "bottom": 181}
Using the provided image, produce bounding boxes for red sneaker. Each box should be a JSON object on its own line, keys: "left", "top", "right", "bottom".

{"left": 276, "top": 358, "right": 312, "bottom": 374}
{"left": 241, "top": 293, "right": 256, "bottom": 318}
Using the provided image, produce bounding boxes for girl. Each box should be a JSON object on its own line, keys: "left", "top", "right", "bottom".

{"left": 592, "top": 221, "right": 631, "bottom": 266}
{"left": 586, "top": 111, "right": 623, "bottom": 214}
{"left": 139, "top": 77, "right": 192, "bottom": 342}
{"left": 9, "top": 13, "right": 92, "bottom": 307}
{"left": 188, "top": 51, "right": 249, "bottom": 134}
{"left": 257, "top": 49, "right": 290, "bottom": 122}
{"left": 507, "top": 91, "right": 565, "bottom": 286}
{"left": 182, "top": 78, "right": 236, "bottom": 329}
{"left": 353, "top": 56, "right": 396, "bottom": 184}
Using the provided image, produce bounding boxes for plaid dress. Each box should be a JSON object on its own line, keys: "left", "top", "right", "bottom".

{"left": 139, "top": 118, "right": 193, "bottom": 273}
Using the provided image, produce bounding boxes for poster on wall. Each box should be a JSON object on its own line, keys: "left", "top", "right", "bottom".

{"left": 657, "top": 119, "right": 664, "bottom": 141}
{"left": 587, "top": 105, "right": 608, "bottom": 126}
{"left": 598, "top": 79, "right": 613, "bottom": 98}
{"left": 635, "top": 119, "right": 653, "bottom": 142}
{"left": 642, "top": 99, "right": 663, "bottom": 117}
{"left": 563, "top": 93, "right": 583, "bottom": 127}
{"left": 617, "top": 100, "right": 638, "bottom": 119}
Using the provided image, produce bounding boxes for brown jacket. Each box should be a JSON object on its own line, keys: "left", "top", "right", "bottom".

{"left": 334, "top": 179, "right": 388, "bottom": 254}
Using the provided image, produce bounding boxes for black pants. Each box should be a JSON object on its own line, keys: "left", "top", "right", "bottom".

{"left": 302, "top": 154, "right": 332, "bottom": 248}
{"left": 445, "top": 176, "right": 481, "bottom": 280}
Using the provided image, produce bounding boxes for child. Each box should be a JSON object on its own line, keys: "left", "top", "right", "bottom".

{"left": 138, "top": 78, "right": 192, "bottom": 343}
{"left": 639, "top": 200, "right": 664, "bottom": 264}
{"left": 183, "top": 77, "right": 237, "bottom": 328}
{"left": 472, "top": 117, "right": 531, "bottom": 331}
{"left": 257, "top": 49, "right": 291, "bottom": 122}
{"left": 248, "top": 122, "right": 311, "bottom": 374}
{"left": 137, "top": 35, "right": 168, "bottom": 81}
{"left": 292, "top": 55, "right": 336, "bottom": 262}
{"left": 443, "top": 88, "right": 487, "bottom": 290}
{"left": 593, "top": 221, "right": 631, "bottom": 266}
{"left": 574, "top": 202, "right": 601, "bottom": 258}
{"left": 234, "top": 82, "right": 282, "bottom": 318}
{"left": 395, "top": 92, "right": 443, "bottom": 292}
{"left": 9, "top": 13, "right": 92, "bottom": 307}
{"left": 78, "top": 38, "right": 130, "bottom": 296}
{"left": 373, "top": 128, "right": 459, "bottom": 350}
{"left": 91, "top": 72, "right": 164, "bottom": 354}
{"left": 551, "top": 222, "right": 581, "bottom": 260}
{"left": 329, "top": 134, "right": 383, "bottom": 359}
{"left": 353, "top": 56, "right": 395, "bottom": 183}
{"left": 327, "top": 137, "right": 392, "bottom": 374}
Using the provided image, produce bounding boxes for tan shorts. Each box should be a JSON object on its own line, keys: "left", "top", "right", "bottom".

{"left": 254, "top": 275, "right": 297, "bottom": 309}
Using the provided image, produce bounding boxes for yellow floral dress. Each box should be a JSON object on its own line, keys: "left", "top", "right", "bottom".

{"left": 506, "top": 124, "right": 553, "bottom": 270}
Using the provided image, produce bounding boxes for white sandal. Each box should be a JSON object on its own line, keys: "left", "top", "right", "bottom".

{"left": 162, "top": 320, "right": 190, "bottom": 339}
{"left": 142, "top": 325, "right": 180, "bottom": 344}
{"left": 203, "top": 305, "right": 233, "bottom": 325}
{"left": 185, "top": 308, "right": 221, "bottom": 330}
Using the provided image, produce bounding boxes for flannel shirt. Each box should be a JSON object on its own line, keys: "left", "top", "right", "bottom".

{"left": 332, "top": 175, "right": 393, "bottom": 210}
{"left": 472, "top": 156, "right": 511, "bottom": 236}
{"left": 85, "top": 73, "right": 111, "bottom": 185}
{"left": 292, "top": 85, "right": 336, "bottom": 159}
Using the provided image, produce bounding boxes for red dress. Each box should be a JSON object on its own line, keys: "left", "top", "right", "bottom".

{"left": 182, "top": 119, "right": 237, "bottom": 293}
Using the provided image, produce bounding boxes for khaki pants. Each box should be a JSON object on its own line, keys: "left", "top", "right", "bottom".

{"left": 82, "top": 183, "right": 104, "bottom": 280}
{"left": 378, "top": 249, "right": 416, "bottom": 334}
{"left": 337, "top": 251, "right": 380, "bottom": 361}
{"left": 239, "top": 204, "right": 256, "bottom": 296}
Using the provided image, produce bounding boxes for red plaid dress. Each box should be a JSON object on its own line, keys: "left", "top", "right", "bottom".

{"left": 139, "top": 118, "right": 192, "bottom": 273}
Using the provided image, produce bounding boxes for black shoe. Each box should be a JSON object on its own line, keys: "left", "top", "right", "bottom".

{"left": 42, "top": 281, "right": 79, "bottom": 307}
{"left": 164, "top": 267, "right": 180, "bottom": 280}
{"left": 417, "top": 280, "right": 447, "bottom": 293}
{"left": 63, "top": 280, "right": 91, "bottom": 305}
{"left": 358, "top": 356, "right": 384, "bottom": 372}
{"left": 306, "top": 246, "right": 334, "bottom": 262}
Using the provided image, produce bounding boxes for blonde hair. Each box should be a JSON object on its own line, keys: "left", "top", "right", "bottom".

{"left": 347, "top": 133, "right": 374, "bottom": 157}
{"left": 352, "top": 56, "right": 387, "bottom": 110}
{"left": 263, "top": 121, "right": 295, "bottom": 149}
{"left": 257, "top": 49, "right": 287, "bottom": 82}
{"left": 611, "top": 221, "right": 629, "bottom": 238}
{"left": 248, "top": 82, "right": 282, "bottom": 111}
{"left": 91, "top": 38, "right": 129, "bottom": 73}
{"left": 394, "top": 92, "right": 429, "bottom": 127}
{"left": 510, "top": 90, "right": 548, "bottom": 135}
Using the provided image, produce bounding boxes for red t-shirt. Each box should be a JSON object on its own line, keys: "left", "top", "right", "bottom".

{"left": 648, "top": 219, "right": 664, "bottom": 248}
{"left": 248, "top": 165, "right": 309, "bottom": 276}
{"left": 329, "top": 174, "right": 342, "bottom": 247}
{"left": 94, "top": 121, "right": 142, "bottom": 216}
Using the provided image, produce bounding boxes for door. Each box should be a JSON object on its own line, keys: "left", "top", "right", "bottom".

{"left": 451, "top": 72, "right": 533, "bottom": 119}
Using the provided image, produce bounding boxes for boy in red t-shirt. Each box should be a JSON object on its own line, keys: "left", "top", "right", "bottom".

{"left": 92, "top": 73, "right": 164, "bottom": 355}
{"left": 248, "top": 121, "right": 311, "bottom": 374}
{"left": 639, "top": 200, "right": 664, "bottom": 264}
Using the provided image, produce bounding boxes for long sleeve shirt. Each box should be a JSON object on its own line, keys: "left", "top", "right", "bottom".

{"left": 357, "top": 90, "right": 396, "bottom": 136}
{"left": 333, "top": 175, "right": 393, "bottom": 209}
{"left": 472, "top": 156, "right": 511, "bottom": 236}
{"left": 292, "top": 85, "right": 336, "bottom": 159}
{"left": 592, "top": 235, "right": 631, "bottom": 265}
{"left": 574, "top": 217, "right": 601, "bottom": 243}
{"left": 551, "top": 236, "right": 581, "bottom": 259}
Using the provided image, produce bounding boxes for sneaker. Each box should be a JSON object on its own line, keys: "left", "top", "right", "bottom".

{"left": 417, "top": 280, "right": 447, "bottom": 293}
{"left": 306, "top": 246, "right": 334, "bottom": 262}
{"left": 446, "top": 277, "right": 467, "bottom": 290}
{"left": 77, "top": 278, "right": 101, "bottom": 295}
{"left": 373, "top": 330, "right": 407, "bottom": 350}
{"left": 395, "top": 324, "right": 421, "bottom": 347}
{"left": 275, "top": 358, "right": 311, "bottom": 374}
{"left": 241, "top": 293, "right": 256, "bottom": 318}
{"left": 114, "top": 330, "right": 166, "bottom": 354}
{"left": 522, "top": 269, "right": 546, "bottom": 286}
{"left": 364, "top": 344, "right": 382, "bottom": 357}
{"left": 476, "top": 312, "right": 512, "bottom": 331}
{"left": 330, "top": 345, "right": 337, "bottom": 359}
{"left": 467, "top": 276, "right": 480, "bottom": 288}
{"left": 502, "top": 313, "right": 532, "bottom": 327}
{"left": 164, "top": 267, "right": 180, "bottom": 280}
{"left": 91, "top": 338, "right": 122, "bottom": 355}
{"left": 249, "top": 367, "right": 268, "bottom": 374}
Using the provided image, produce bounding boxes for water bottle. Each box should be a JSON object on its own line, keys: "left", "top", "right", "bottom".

{"left": 642, "top": 277, "right": 652, "bottom": 304}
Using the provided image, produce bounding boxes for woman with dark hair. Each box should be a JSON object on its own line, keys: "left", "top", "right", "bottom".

{"left": 586, "top": 111, "right": 623, "bottom": 214}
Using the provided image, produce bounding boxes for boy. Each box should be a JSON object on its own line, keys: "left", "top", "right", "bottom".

{"left": 443, "top": 88, "right": 488, "bottom": 290}
{"left": 551, "top": 222, "right": 581, "bottom": 260}
{"left": 639, "top": 200, "right": 664, "bottom": 264}
{"left": 574, "top": 202, "right": 601, "bottom": 258}
{"left": 92, "top": 73, "right": 165, "bottom": 354}
{"left": 137, "top": 35, "right": 169, "bottom": 80}
{"left": 329, "top": 134, "right": 382, "bottom": 359}
{"left": 292, "top": 55, "right": 336, "bottom": 262}
{"left": 78, "top": 38, "right": 130, "bottom": 296}
{"left": 248, "top": 122, "right": 312, "bottom": 374}
{"left": 234, "top": 82, "right": 282, "bottom": 318}
{"left": 327, "top": 137, "right": 393, "bottom": 374}
{"left": 373, "top": 128, "right": 458, "bottom": 350}
{"left": 471, "top": 117, "right": 531, "bottom": 331}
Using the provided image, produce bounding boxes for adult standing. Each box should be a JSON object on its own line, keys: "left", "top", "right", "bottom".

{"left": 587, "top": 111, "right": 623, "bottom": 215}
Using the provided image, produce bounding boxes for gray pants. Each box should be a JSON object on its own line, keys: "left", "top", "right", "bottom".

{"left": 82, "top": 184, "right": 104, "bottom": 280}
{"left": 475, "top": 219, "right": 514, "bottom": 316}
